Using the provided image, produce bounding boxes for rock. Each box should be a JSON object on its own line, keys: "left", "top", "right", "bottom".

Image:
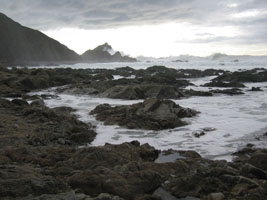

{"left": 208, "top": 192, "right": 225, "bottom": 200}
{"left": 58, "top": 84, "right": 99, "bottom": 95}
{"left": 101, "top": 85, "right": 146, "bottom": 100}
{"left": 240, "top": 163, "right": 267, "bottom": 179}
{"left": 212, "top": 68, "right": 267, "bottom": 83}
{"left": 231, "top": 183, "right": 250, "bottom": 196}
{"left": 82, "top": 43, "right": 137, "bottom": 63}
{"left": 153, "top": 187, "right": 179, "bottom": 200}
{"left": 0, "top": 164, "right": 68, "bottom": 198}
{"left": 182, "top": 89, "right": 213, "bottom": 97}
{"left": 21, "top": 191, "right": 79, "bottom": 200}
{"left": 101, "top": 84, "right": 186, "bottom": 100}
{"left": 30, "top": 99, "right": 45, "bottom": 106}
{"left": 0, "top": 98, "right": 96, "bottom": 147}
{"left": 193, "top": 131, "right": 206, "bottom": 138}
{"left": 96, "top": 193, "right": 125, "bottom": 200}
{"left": 249, "top": 87, "right": 263, "bottom": 91}
{"left": 211, "top": 88, "right": 244, "bottom": 95}
{"left": 202, "top": 81, "right": 245, "bottom": 88}
{"left": 68, "top": 166, "right": 162, "bottom": 199}
{"left": 12, "top": 98, "right": 29, "bottom": 106}
{"left": 0, "top": 98, "right": 12, "bottom": 108}
{"left": 90, "top": 98, "right": 198, "bottom": 130}
{"left": 248, "top": 153, "right": 267, "bottom": 171}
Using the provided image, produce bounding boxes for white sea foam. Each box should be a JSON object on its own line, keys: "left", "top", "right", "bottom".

{"left": 30, "top": 78, "right": 267, "bottom": 161}
{"left": 27, "top": 59, "right": 267, "bottom": 161}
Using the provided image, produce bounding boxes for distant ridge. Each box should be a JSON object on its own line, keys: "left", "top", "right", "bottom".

{"left": 0, "top": 12, "right": 81, "bottom": 66}
{"left": 82, "top": 43, "right": 137, "bottom": 63}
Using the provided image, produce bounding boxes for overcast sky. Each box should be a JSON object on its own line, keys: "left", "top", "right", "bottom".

{"left": 1, "top": 0, "right": 267, "bottom": 57}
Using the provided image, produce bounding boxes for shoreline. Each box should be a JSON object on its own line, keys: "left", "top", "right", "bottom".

{"left": 1, "top": 65, "right": 267, "bottom": 199}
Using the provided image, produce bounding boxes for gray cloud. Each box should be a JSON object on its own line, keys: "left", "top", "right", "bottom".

{"left": 0, "top": 0, "right": 267, "bottom": 47}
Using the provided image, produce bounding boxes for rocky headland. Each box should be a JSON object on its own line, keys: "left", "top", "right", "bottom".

{"left": 82, "top": 43, "right": 137, "bottom": 63}
{"left": 0, "top": 13, "right": 138, "bottom": 66}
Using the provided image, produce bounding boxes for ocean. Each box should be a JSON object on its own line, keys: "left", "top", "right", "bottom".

{"left": 29, "top": 57, "right": 267, "bottom": 161}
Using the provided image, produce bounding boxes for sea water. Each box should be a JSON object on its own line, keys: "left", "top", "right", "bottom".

{"left": 29, "top": 59, "right": 267, "bottom": 161}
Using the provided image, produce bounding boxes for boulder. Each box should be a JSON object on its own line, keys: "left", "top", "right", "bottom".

{"left": 90, "top": 98, "right": 198, "bottom": 130}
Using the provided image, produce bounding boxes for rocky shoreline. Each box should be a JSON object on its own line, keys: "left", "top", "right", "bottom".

{"left": 1, "top": 66, "right": 267, "bottom": 199}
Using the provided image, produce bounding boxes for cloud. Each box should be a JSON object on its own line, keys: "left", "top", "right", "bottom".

{"left": 0, "top": 0, "right": 266, "bottom": 52}
{"left": 0, "top": 0, "right": 260, "bottom": 29}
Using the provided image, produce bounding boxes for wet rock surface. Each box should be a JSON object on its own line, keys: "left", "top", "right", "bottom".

{"left": 0, "top": 98, "right": 96, "bottom": 147}
{"left": 90, "top": 98, "right": 198, "bottom": 130}
{"left": 1, "top": 66, "right": 267, "bottom": 199}
{"left": 210, "top": 88, "right": 244, "bottom": 95}
{"left": 212, "top": 68, "right": 267, "bottom": 83}
{"left": 202, "top": 81, "right": 245, "bottom": 88}
{"left": 1, "top": 136, "right": 267, "bottom": 200}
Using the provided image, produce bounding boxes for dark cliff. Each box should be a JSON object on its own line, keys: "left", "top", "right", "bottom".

{"left": 0, "top": 12, "right": 81, "bottom": 66}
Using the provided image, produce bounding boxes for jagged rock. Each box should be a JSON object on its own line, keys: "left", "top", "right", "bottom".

{"left": 90, "top": 98, "right": 198, "bottom": 130}
{"left": 82, "top": 43, "right": 137, "bottom": 63}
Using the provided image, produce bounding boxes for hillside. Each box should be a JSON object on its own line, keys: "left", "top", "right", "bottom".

{"left": 0, "top": 12, "right": 81, "bottom": 66}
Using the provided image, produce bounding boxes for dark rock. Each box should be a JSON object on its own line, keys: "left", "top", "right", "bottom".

{"left": 240, "top": 163, "right": 267, "bottom": 179}
{"left": 153, "top": 187, "right": 179, "bottom": 200}
{"left": 173, "top": 59, "right": 188, "bottom": 62}
{"left": 213, "top": 68, "right": 267, "bottom": 83}
{"left": 12, "top": 98, "right": 29, "bottom": 106}
{"left": 101, "top": 85, "right": 185, "bottom": 100}
{"left": 90, "top": 98, "right": 198, "bottom": 130}
{"left": 202, "top": 81, "right": 245, "bottom": 88}
{"left": 182, "top": 89, "right": 213, "bottom": 97}
{"left": 211, "top": 88, "right": 244, "bottom": 95}
{"left": 249, "top": 87, "right": 263, "bottom": 91}
{"left": 248, "top": 153, "right": 267, "bottom": 171}
{"left": 207, "top": 192, "right": 225, "bottom": 200}
{"left": 193, "top": 131, "right": 206, "bottom": 138}
{"left": 82, "top": 43, "right": 137, "bottom": 63}
{"left": 0, "top": 165, "right": 68, "bottom": 198}
{"left": 0, "top": 99, "right": 96, "bottom": 147}
{"left": 30, "top": 99, "right": 45, "bottom": 106}
{"left": 101, "top": 85, "right": 146, "bottom": 100}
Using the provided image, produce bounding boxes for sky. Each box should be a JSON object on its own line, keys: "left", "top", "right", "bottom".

{"left": 0, "top": 0, "right": 267, "bottom": 57}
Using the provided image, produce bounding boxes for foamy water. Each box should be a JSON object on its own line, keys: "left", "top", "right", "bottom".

{"left": 28, "top": 60, "right": 267, "bottom": 161}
